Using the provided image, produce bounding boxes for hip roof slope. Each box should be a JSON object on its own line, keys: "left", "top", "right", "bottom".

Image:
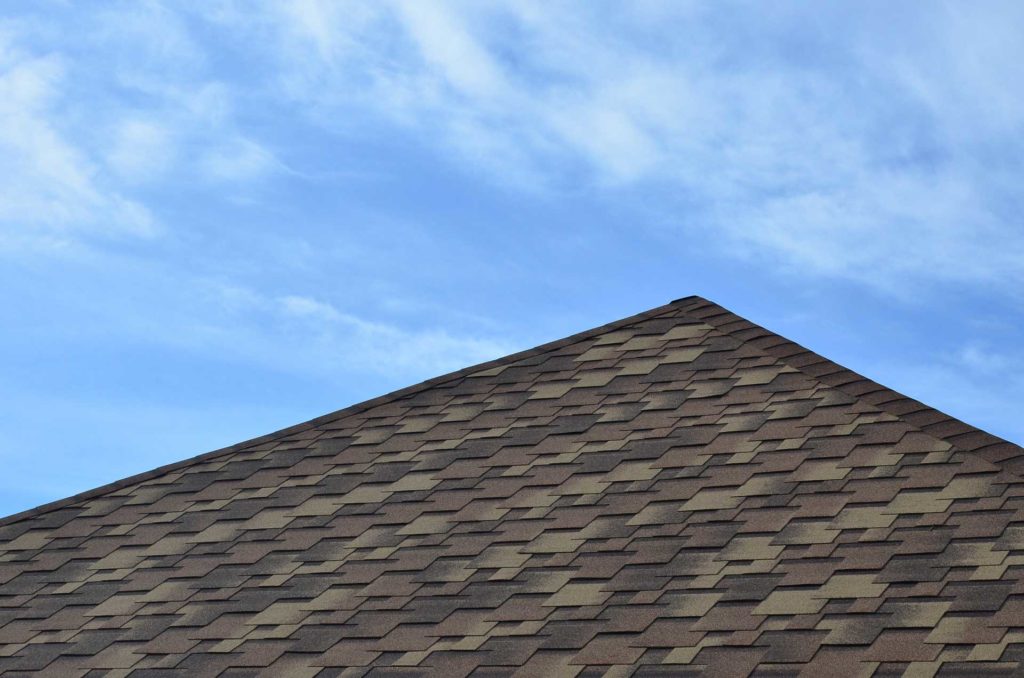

{"left": 1, "top": 297, "right": 1022, "bottom": 676}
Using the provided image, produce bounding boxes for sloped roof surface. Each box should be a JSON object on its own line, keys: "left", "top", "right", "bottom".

{"left": 2, "top": 296, "right": 1024, "bottom": 677}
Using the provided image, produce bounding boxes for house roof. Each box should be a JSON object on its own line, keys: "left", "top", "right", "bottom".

{"left": 2, "top": 296, "right": 1023, "bottom": 676}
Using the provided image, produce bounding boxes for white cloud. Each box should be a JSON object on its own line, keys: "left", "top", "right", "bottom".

{"left": 719, "top": 169, "right": 1024, "bottom": 293}
{"left": 92, "top": 0, "right": 207, "bottom": 86}
{"left": 272, "top": 293, "right": 512, "bottom": 375}
{"left": 0, "top": 7, "right": 296, "bottom": 256}
{"left": 955, "top": 344, "right": 1020, "bottom": 378}
{"left": 106, "top": 119, "right": 176, "bottom": 182}
{"left": 218, "top": 1, "right": 1024, "bottom": 292}
{"left": 6, "top": 2, "right": 1024, "bottom": 293}
{"left": 279, "top": 294, "right": 342, "bottom": 322}
{"left": 393, "top": 1, "right": 506, "bottom": 99}
{"left": 57, "top": 275, "right": 516, "bottom": 381}
{"left": 0, "top": 36, "right": 157, "bottom": 242}
{"left": 199, "top": 136, "right": 277, "bottom": 183}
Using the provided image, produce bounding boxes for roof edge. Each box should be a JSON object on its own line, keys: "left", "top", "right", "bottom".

{"left": 0, "top": 297, "right": 697, "bottom": 529}
{"left": 676, "top": 296, "right": 1024, "bottom": 477}
{"left": 12, "top": 293, "right": 1015, "bottom": 530}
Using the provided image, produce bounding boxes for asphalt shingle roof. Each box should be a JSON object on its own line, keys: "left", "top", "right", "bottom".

{"left": 2, "top": 296, "right": 1023, "bottom": 676}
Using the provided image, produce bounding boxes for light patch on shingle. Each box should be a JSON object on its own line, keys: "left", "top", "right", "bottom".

{"left": 734, "top": 366, "right": 785, "bottom": 386}
{"left": 616, "top": 358, "right": 662, "bottom": 375}
{"left": 88, "top": 594, "right": 143, "bottom": 617}
{"left": 529, "top": 382, "right": 576, "bottom": 399}
{"left": 681, "top": 488, "right": 742, "bottom": 512}
{"left": 618, "top": 336, "right": 665, "bottom": 351}
{"left": 524, "top": 534, "right": 583, "bottom": 554}
{"left": 792, "top": 461, "right": 850, "bottom": 482}
{"left": 605, "top": 462, "right": 659, "bottom": 482}
{"left": 474, "top": 545, "right": 530, "bottom": 569}
{"left": 543, "top": 583, "right": 611, "bottom": 607}
{"left": 754, "top": 589, "right": 827, "bottom": 615}
{"left": 663, "top": 592, "right": 721, "bottom": 617}
{"left": 884, "top": 492, "right": 954, "bottom": 515}
{"left": 660, "top": 324, "right": 712, "bottom": 341}
{"left": 717, "top": 536, "right": 784, "bottom": 561}
{"left": 573, "top": 369, "right": 620, "bottom": 388}
{"left": 574, "top": 346, "right": 621, "bottom": 362}
{"left": 397, "top": 515, "right": 452, "bottom": 536}
{"left": 190, "top": 523, "right": 241, "bottom": 544}
{"left": 888, "top": 602, "right": 950, "bottom": 627}
{"left": 815, "top": 574, "right": 886, "bottom": 599}
{"left": 662, "top": 347, "right": 706, "bottom": 363}
{"left": 2, "top": 532, "right": 51, "bottom": 551}
{"left": 336, "top": 485, "right": 392, "bottom": 505}
{"left": 241, "top": 508, "right": 295, "bottom": 530}
{"left": 388, "top": 473, "right": 441, "bottom": 493}
{"left": 831, "top": 506, "right": 897, "bottom": 529}
{"left": 248, "top": 602, "right": 311, "bottom": 627}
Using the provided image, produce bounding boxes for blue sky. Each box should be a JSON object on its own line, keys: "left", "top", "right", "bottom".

{"left": 2, "top": 1, "right": 1023, "bottom": 517}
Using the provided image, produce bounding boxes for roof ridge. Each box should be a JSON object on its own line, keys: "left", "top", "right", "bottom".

{"left": 0, "top": 298, "right": 696, "bottom": 528}
{"left": 676, "top": 296, "right": 1024, "bottom": 479}
{"left": 6, "top": 293, "right": 1018, "bottom": 529}
{"left": 7, "top": 296, "right": 1024, "bottom": 673}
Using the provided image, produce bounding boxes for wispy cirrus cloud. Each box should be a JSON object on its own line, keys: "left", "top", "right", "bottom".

{"left": 14, "top": 256, "right": 515, "bottom": 382}
{"left": 106, "top": 119, "right": 177, "bottom": 183}
{"left": 276, "top": 293, "right": 514, "bottom": 375}
{"left": 181, "top": 283, "right": 515, "bottom": 379}
{"left": 0, "top": 4, "right": 282, "bottom": 253}
{"left": 0, "top": 31, "right": 157, "bottom": 246}
{"left": 9, "top": 2, "right": 1023, "bottom": 292}
{"left": 208, "top": 1, "right": 1024, "bottom": 294}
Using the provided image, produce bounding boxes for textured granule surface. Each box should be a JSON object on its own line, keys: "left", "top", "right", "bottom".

{"left": 1, "top": 297, "right": 1023, "bottom": 676}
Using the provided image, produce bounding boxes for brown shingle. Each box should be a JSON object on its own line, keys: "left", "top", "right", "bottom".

{"left": 2, "top": 296, "right": 1023, "bottom": 675}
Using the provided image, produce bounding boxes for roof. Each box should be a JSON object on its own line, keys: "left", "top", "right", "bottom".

{"left": 2, "top": 295, "right": 1023, "bottom": 676}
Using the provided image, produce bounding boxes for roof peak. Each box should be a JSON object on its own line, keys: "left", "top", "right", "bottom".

{"left": 2, "top": 294, "right": 1019, "bottom": 528}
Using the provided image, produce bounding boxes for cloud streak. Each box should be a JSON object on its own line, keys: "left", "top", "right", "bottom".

{"left": 0, "top": 6, "right": 284, "bottom": 253}
{"left": 9, "top": 2, "right": 1023, "bottom": 292}
{"left": 214, "top": 0, "right": 1024, "bottom": 293}
{"left": 204, "top": 287, "right": 515, "bottom": 379}
{"left": 0, "top": 32, "right": 157, "bottom": 245}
